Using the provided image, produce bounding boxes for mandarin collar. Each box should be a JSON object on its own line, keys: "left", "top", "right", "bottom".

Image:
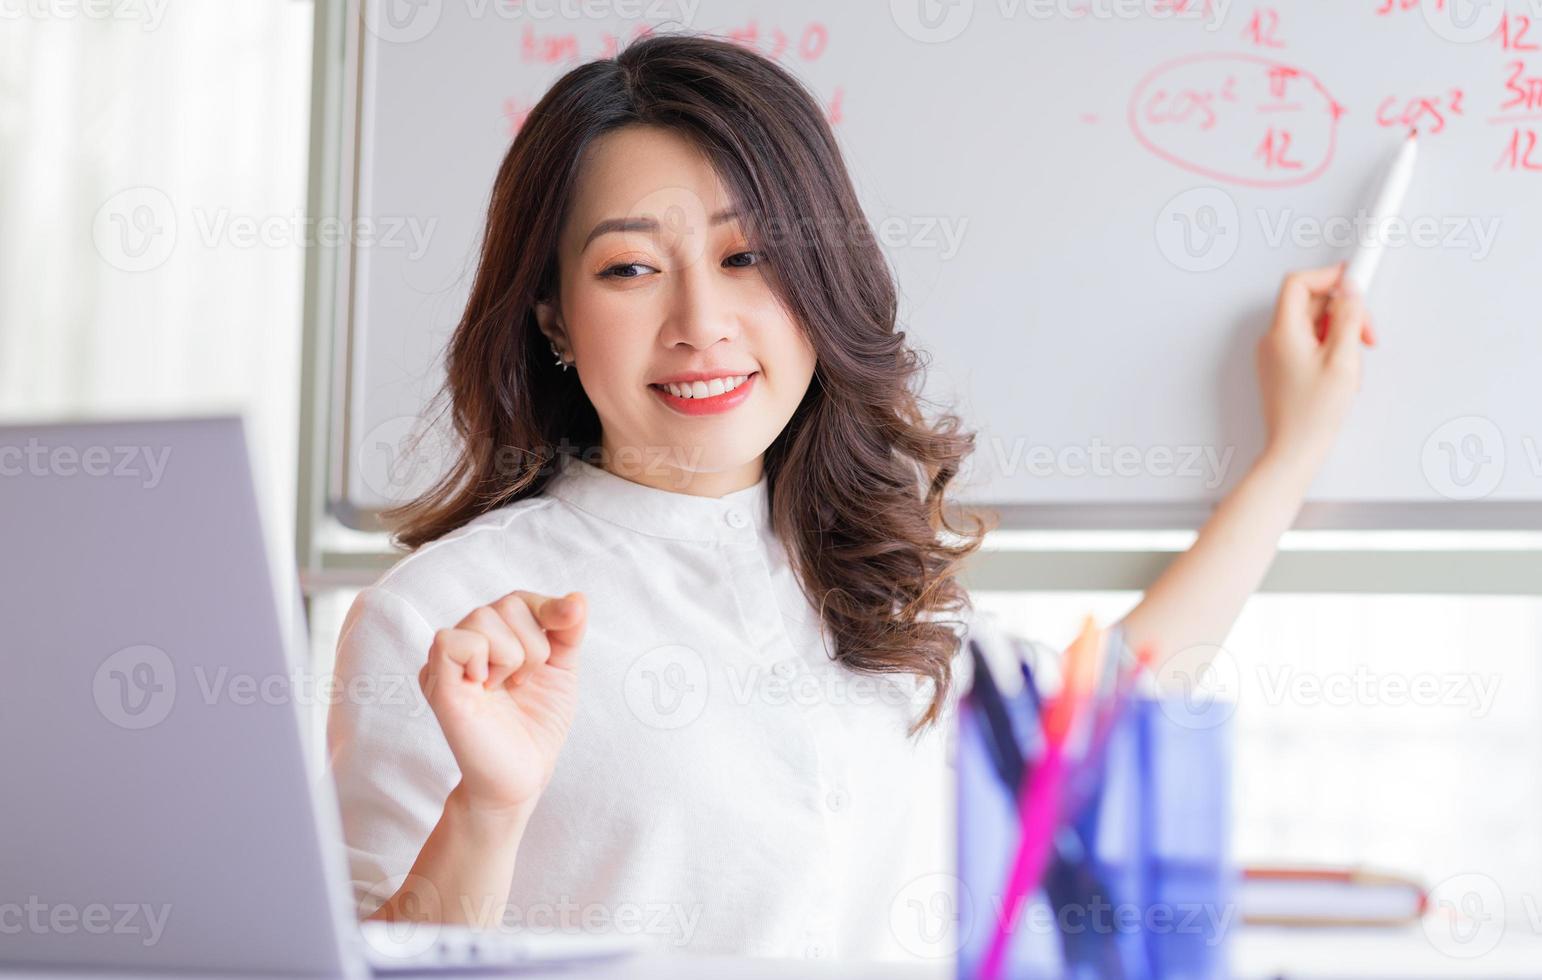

{"left": 544, "top": 452, "right": 772, "bottom": 544}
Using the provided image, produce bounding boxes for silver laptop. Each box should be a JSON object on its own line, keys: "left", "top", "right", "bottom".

{"left": 0, "top": 415, "right": 639, "bottom": 977}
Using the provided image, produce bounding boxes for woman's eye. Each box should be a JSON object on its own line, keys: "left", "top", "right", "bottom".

{"left": 600, "top": 262, "right": 654, "bottom": 280}
{"left": 601, "top": 253, "right": 760, "bottom": 279}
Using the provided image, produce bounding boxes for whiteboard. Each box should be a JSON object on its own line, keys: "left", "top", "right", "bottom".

{"left": 334, "top": 0, "right": 1542, "bottom": 530}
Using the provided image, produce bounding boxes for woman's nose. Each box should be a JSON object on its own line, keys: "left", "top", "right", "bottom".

{"left": 659, "top": 264, "right": 740, "bottom": 350}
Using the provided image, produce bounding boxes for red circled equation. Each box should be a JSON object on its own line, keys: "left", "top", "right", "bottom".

{"left": 1128, "top": 53, "right": 1345, "bottom": 188}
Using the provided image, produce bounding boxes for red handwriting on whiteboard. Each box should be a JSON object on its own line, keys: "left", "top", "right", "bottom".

{"left": 1241, "top": 8, "right": 1285, "bottom": 47}
{"left": 724, "top": 20, "right": 829, "bottom": 61}
{"left": 1492, "top": 58, "right": 1542, "bottom": 170}
{"left": 1497, "top": 12, "right": 1540, "bottom": 51}
{"left": 520, "top": 25, "right": 580, "bottom": 64}
{"left": 1496, "top": 129, "right": 1542, "bottom": 169}
{"left": 519, "top": 23, "right": 657, "bottom": 64}
{"left": 1061, "top": 0, "right": 1216, "bottom": 16}
{"left": 1128, "top": 53, "right": 1343, "bottom": 187}
{"left": 1377, "top": 90, "right": 1465, "bottom": 134}
{"left": 1254, "top": 127, "right": 1302, "bottom": 168}
{"left": 1500, "top": 59, "right": 1542, "bottom": 112}
{"left": 503, "top": 97, "right": 534, "bottom": 137}
{"left": 1374, "top": 0, "right": 1534, "bottom": 51}
{"left": 824, "top": 86, "right": 844, "bottom": 126}
{"left": 511, "top": 19, "right": 828, "bottom": 66}
{"left": 1149, "top": 0, "right": 1221, "bottom": 15}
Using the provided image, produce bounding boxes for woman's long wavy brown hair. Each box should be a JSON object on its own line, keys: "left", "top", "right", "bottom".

{"left": 385, "top": 30, "right": 995, "bottom": 731}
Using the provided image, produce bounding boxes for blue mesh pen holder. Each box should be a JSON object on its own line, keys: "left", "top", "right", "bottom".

{"left": 956, "top": 692, "right": 1237, "bottom": 980}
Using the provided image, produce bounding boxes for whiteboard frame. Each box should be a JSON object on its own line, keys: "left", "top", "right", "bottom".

{"left": 294, "top": 0, "right": 1542, "bottom": 597}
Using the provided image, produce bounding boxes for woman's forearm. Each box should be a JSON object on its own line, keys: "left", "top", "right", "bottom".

{"left": 365, "top": 782, "right": 533, "bottom": 927}
{"left": 1116, "top": 447, "right": 1318, "bottom": 685}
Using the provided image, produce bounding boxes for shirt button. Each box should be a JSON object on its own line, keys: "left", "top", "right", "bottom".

{"left": 825, "top": 789, "right": 848, "bottom": 813}
{"left": 725, "top": 508, "right": 748, "bottom": 529}
{"left": 804, "top": 943, "right": 826, "bottom": 959}
{"left": 773, "top": 659, "right": 797, "bottom": 679}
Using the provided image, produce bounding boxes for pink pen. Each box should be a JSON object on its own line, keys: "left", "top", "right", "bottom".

{"left": 978, "top": 618, "right": 1102, "bottom": 980}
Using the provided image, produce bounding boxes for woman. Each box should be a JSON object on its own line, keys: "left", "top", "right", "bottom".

{"left": 326, "top": 31, "right": 1372, "bottom": 961}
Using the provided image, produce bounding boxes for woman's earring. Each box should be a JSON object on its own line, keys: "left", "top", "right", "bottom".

{"left": 549, "top": 341, "right": 570, "bottom": 371}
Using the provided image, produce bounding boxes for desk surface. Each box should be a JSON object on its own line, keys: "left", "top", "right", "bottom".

{"left": 5, "top": 927, "right": 1542, "bottom": 979}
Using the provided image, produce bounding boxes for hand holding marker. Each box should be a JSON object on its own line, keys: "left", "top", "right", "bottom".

{"left": 1316, "top": 129, "right": 1420, "bottom": 342}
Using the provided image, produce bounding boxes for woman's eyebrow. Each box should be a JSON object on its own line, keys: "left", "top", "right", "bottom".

{"left": 581, "top": 207, "right": 741, "bottom": 252}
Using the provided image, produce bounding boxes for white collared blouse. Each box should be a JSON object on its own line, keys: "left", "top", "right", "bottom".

{"left": 327, "top": 452, "right": 1013, "bottom": 962}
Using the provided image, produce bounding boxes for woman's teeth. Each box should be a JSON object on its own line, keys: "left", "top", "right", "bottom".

{"left": 657, "top": 374, "right": 751, "bottom": 399}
